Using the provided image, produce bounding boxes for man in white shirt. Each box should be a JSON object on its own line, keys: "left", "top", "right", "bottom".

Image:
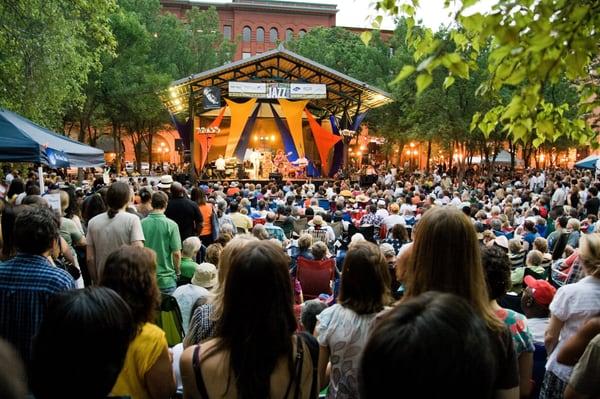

{"left": 383, "top": 203, "right": 405, "bottom": 230}
{"left": 215, "top": 155, "right": 226, "bottom": 179}
{"left": 551, "top": 181, "right": 567, "bottom": 209}
{"left": 520, "top": 276, "right": 556, "bottom": 345}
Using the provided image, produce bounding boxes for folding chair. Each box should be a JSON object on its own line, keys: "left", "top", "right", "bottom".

{"left": 155, "top": 294, "right": 185, "bottom": 347}
{"left": 296, "top": 257, "right": 335, "bottom": 300}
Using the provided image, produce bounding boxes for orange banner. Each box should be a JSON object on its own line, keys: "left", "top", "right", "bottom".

{"left": 305, "top": 110, "right": 341, "bottom": 174}
{"left": 278, "top": 99, "right": 308, "bottom": 157}
{"left": 224, "top": 98, "right": 257, "bottom": 158}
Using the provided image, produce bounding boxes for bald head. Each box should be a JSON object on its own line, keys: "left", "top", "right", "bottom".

{"left": 171, "top": 182, "right": 184, "bottom": 198}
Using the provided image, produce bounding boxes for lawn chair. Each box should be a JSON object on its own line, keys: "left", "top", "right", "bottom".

{"left": 296, "top": 257, "right": 335, "bottom": 300}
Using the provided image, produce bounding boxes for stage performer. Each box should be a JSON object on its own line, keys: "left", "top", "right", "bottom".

{"left": 262, "top": 152, "right": 274, "bottom": 178}
{"left": 215, "top": 155, "right": 226, "bottom": 179}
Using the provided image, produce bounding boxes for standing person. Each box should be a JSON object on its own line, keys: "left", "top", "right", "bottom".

{"left": 165, "top": 182, "right": 203, "bottom": 241}
{"left": 101, "top": 246, "right": 176, "bottom": 399}
{"left": 481, "top": 246, "right": 535, "bottom": 399}
{"left": 136, "top": 187, "right": 153, "bottom": 218}
{"left": 583, "top": 186, "right": 599, "bottom": 217}
{"left": 191, "top": 187, "right": 215, "bottom": 246}
{"left": 359, "top": 292, "right": 497, "bottom": 399}
{"left": 401, "top": 207, "right": 520, "bottom": 398}
{"left": 0, "top": 206, "right": 75, "bottom": 368}
{"left": 317, "top": 241, "right": 392, "bottom": 398}
{"left": 86, "top": 182, "right": 144, "bottom": 283}
{"left": 180, "top": 240, "right": 319, "bottom": 399}
{"left": 541, "top": 233, "right": 600, "bottom": 399}
{"left": 215, "top": 155, "right": 226, "bottom": 179}
{"left": 30, "top": 287, "right": 137, "bottom": 399}
{"left": 142, "top": 191, "right": 182, "bottom": 295}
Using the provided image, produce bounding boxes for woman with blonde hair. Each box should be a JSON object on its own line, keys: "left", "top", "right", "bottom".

{"left": 184, "top": 234, "right": 258, "bottom": 345}
{"left": 541, "top": 233, "right": 600, "bottom": 399}
{"left": 402, "top": 207, "right": 519, "bottom": 398}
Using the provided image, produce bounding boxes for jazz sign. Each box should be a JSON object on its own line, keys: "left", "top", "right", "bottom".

{"left": 228, "top": 82, "right": 326, "bottom": 99}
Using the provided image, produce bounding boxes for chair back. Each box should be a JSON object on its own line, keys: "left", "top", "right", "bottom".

{"left": 307, "top": 228, "right": 328, "bottom": 244}
{"left": 318, "top": 198, "right": 330, "bottom": 211}
{"left": 296, "top": 257, "right": 335, "bottom": 300}
{"left": 330, "top": 221, "right": 344, "bottom": 240}
{"left": 253, "top": 218, "right": 266, "bottom": 226}
{"left": 532, "top": 343, "right": 548, "bottom": 399}
{"left": 293, "top": 218, "right": 309, "bottom": 234}
{"left": 275, "top": 219, "right": 294, "bottom": 239}
{"left": 155, "top": 294, "right": 185, "bottom": 346}
{"left": 359, "top": 225, "right": 376, "bottom": 243}
{"left": 524, "top": 266, "right": 548, "bottom": 281}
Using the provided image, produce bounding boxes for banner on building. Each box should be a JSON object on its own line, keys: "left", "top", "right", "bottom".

{"left": 228, "top": 82, "right": 326, "bottom": 99}
{"left": 202, "top": 86, "right": 221, "bottom": 109}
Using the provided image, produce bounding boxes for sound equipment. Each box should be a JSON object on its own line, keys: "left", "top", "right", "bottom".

{"left": 175, "top": 139, "right": 185, "bottom": 151}
{"left": 269, "top": 172, "right": 283, "bottom": 183}
{"left": 183, "top": 150, "right": 191, "bottom": 163}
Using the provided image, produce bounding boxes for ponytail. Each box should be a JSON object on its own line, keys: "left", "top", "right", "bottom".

{"left": 107, "top": 208, "right": 119, "bottom": 219}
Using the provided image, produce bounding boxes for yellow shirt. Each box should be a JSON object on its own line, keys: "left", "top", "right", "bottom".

{"left": 111, "top": 323, "right": 167, "bottom": 399}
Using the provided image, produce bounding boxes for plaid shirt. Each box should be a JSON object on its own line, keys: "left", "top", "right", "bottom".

{"left": 185, "top": 303, "right": 216, "bottom": 345}
{"left": 0, "top": 254, "right": 75, "bottom": 366}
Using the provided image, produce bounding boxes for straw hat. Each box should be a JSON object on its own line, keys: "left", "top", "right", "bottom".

{"left": 157, "top": 175, "right": 173, "bottom": 189}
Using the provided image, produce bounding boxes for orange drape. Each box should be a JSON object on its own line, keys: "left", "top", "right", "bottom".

{"left": 224, "top": 98, "right": 257, "bottom": 158}
{"left": 305, "top": 110, "right": 341, "bottom": 174}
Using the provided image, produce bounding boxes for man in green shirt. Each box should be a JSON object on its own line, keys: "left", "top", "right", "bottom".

{"left": 141, "top": 191, "right": 182, "bottom": 294}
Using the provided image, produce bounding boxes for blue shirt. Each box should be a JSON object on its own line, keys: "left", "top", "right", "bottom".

{"left": 0, "top": 254, "right": 75, "bottom": 366}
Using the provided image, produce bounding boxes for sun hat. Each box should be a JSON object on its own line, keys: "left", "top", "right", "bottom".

{"left": 157, "top": 175, "right": 173, "bottom": 189}
{"left": 312, "top": 215, "right": 325, "bottom": 226}
{"left": 191, "top": 262, "right": 218, "bottom": 288}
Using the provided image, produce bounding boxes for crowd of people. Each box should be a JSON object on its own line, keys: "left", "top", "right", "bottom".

{"left": 0, "top": 164, "right": 599, "bottom": 399}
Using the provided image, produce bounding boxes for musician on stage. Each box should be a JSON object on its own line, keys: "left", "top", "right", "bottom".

{"left": 215, "top": 155, "right": 226, "bottom": 179}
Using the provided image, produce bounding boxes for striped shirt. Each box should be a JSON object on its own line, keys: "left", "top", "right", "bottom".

{"left": 509, "top": 250, "right": 526, "bottom": 269}
{"left": 0, "top": 254, "right": 75, "bottom": 366}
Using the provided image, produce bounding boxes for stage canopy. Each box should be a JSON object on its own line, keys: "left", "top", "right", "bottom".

{"left": 575, "top": 154, "right": 599, "bottom": 169}
{"left": 161, "top": 47, "right": 393, "bottom": 177}
{"left": 0, "top": 108, "right": 105, "bottom": 168}
{"left": 161, "top": 46, "right": 393, "bottom": 119}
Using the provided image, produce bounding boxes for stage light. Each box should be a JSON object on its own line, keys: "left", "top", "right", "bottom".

{"left": 357, "top": 151, "right": 362, "bottom": 156}
{"left": 253, "top": 135, "right": 258, "bottom": 142}
{"left": 271, "top": 135, "right": 275, "bottom": 141}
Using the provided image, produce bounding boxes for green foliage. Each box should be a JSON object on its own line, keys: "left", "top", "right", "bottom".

{"left": 0, "top": 0, "right": 116, "bottom": 128}
{"left": 373, "top": 0, "right": 600, "bottom": 146}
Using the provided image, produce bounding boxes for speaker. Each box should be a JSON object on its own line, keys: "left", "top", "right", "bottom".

{"left": 183, "top": 150, "right": 191, "bottom": 163}
{"left": 175, "top": 139, "right": 184, "bottom": 151}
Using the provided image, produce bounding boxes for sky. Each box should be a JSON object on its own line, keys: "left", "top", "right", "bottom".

{"left": 191, "top": 0, "right": 497, "bottom": 31}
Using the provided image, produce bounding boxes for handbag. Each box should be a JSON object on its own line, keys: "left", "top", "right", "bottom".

{"left": 54, "top": 238, "right": 81, "bottom": 280}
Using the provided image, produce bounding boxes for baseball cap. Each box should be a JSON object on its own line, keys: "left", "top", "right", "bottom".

{"left": 523, "top": 276, "right": 556, "bottom": 306}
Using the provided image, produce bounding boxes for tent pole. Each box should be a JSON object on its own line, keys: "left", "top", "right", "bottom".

{"left": 38, "top": 165, "right": 44, "bottom": 194}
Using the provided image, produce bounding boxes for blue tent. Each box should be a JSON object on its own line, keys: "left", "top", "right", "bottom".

{"left": 0, "top": 108, "right": 104, "bottom": 168}
{"left": 575, "top": 154, "right": 599, "bottom": 170}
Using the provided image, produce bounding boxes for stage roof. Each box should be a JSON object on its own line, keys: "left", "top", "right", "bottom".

{"left": 161, "top": 46, "right": 393, "bottom": 117}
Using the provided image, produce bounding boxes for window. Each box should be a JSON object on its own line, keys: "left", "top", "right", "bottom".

{"left": 242, "top": 52, "right": 252, "bottom": 59}
{"left": 299, "top": 29, "right": 307, "bottom": 38}
{"left": 286, "top": 28, "right": 294, "bottom": 41}
{"left": 256, "top": 27, "right": 265, "bottom": 42}
{"left": 223, "top": 25, "right": 232, "bottom": 40}
{"left": 269, "top": 27, "right": 278, "bottom": 43}
{"left": 242, "top": 26, "right": 251, "bottom": 42}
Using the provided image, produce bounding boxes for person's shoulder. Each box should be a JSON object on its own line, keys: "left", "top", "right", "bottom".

{"left": 87, "top": 212, "right": 107, "bottom": 226}
{"left": 140, "top": 322, "right": 167, "bottom": 342}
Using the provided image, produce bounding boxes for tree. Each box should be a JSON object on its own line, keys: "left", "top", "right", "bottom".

{"left": 0, "top": 0, "right": 116, "bottom": 128}
{"left": 369, "top": 0, "right": 599, "bottom": 148}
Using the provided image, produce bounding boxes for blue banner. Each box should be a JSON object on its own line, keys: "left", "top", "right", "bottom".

{"left": 44, "top": 147, "right": 70, "bottom": 168}
{"left": 169, "top": 113, "right": 192, "bottom": 150}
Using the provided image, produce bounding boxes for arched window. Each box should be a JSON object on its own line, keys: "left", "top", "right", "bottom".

{"left": 256, "top": 27, "right": 265, "bottom": 43}
{"left": 298, "top": 29, "right": 307, "bottom": 38}
{"left": 285, "top": 28, "right": 294, "bottom": 41}
{"left": 242, "top": 26, "right": 251, "bottom": 42}
{"left": 269, "top": 27, "right": 278, "bottom": 43}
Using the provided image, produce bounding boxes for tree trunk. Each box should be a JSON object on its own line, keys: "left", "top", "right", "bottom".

{"left": 426, "top": 139, "right": 432, "bottom": 174}
{"left": 112, "top": 123, "right": 121, "bottom": 174}
{"left": 148, "top": 131, "right": 154, "bottom": 168}
{"left": 509, "top": 141, "right": 516, "bottom": 171}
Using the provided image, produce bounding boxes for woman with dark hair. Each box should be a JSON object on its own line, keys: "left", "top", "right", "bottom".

{"left": 136, "top": 187, "right": 153, "bottom": 218}
{"left": 317, "top": 241, "right": 392, "bottom": 398}
{"left": 181, "top": 240, "right": 318, "bottom": 398}
{"left": 101, "top": 246, "right": 175, "bottom": 399}
{"left": 30, "top": 287, "right": 136, "bottom": 399}
{"left": 5, "top": 178, "right": 24, "bottom": 204}
{"left": 383, "top": 223, "right": 409, "bottom": 254}
{"left": 481, "top": 245, "right": 535, "bottom": 399}
{"left": 360, "top": 292, "right": 497, "bottom": 399}
{"left": 86, "top": 182, "right": 144, "bottom": 283}
{"left": 81, "top": 192, "right": 107, "bottom": 225}
{"left": 402, "top": 206, "right": 519, "bottom": 399}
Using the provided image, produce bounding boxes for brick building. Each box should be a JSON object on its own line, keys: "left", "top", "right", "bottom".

{"left": 160, "top": 0, "right": 338, "bottom": 60}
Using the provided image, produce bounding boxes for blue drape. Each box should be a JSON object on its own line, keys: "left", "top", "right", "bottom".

{"left": 234, "top": 105, "right": 260, "bottom": 160}
{"left": 353, "top": 112, "right": 368, "bottom": 131}
{"left": 328, "top": 115, "right": 344, "bottom": 177}
{"left": 169, "top": 113, "right": 192, "bottom": 150}
{"left": 270, "top": 103, "right": 299, "bottom": 162}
